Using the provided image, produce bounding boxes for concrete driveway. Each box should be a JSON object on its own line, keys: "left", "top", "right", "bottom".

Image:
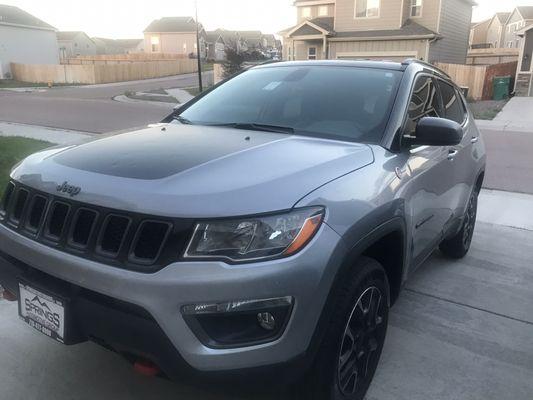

{"left": 0, "top": 190, "right": 532, "bottom": 400}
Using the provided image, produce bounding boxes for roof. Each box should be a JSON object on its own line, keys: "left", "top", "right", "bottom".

{"left": 205, "top": 31, "right": 221, "bottom": 43}
{"left": 114, "top": 39, "right": 143, "bottom": 48}
{"left": 144, "top": 16, "right": 199, "bottom": 33}
{"left": 0, "top": 4, "right": 55, "bottom": 30}
{"left": 517, "top": 6, "right": 533, "bottom": 20}
{"left": 494, "top": 12, "right": 511, "bottom": 24}
{"left": 281, "top": 17, "right": 335, "bottom": 36}
{"left": 332, "top": 20, "right": 437, "bottom": 39}
{"left": 57, "top": 31, "right": 87, "bottom": 41}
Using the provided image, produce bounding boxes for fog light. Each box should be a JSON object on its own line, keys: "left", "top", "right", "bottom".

{"left": 257, "top": 312, "right": 276, "bottom": 331}
{"left": 181, "top": 296, "right": 293, "bottom": 348}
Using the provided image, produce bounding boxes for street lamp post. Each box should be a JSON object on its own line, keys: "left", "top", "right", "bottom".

{"left": 195, "top": 0, "right": 203, "bottom": 92}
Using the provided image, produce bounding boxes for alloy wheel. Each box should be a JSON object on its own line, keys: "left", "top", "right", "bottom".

{"left": 337, "top": 286, "right": 385, "bottom": 396}
{"left": 462, "top": 193, "right": 477, "bottom": 248}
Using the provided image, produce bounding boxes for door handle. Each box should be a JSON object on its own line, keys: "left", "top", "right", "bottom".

{"left": 471, "top": 136, "right": 479, "bottom": 143}
{"left": 447, "top": 149, "right": 458, "bottom": 160}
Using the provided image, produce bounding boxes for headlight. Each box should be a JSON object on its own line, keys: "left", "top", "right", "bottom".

{"left": 184, "top": 207, "right": 324, "bottom": 262}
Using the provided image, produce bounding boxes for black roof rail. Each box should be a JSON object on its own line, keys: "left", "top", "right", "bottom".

{"left": 401, "top": 58, "right": 451, "bottom": 79}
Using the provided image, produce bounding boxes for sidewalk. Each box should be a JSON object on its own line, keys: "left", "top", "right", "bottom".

{"left": 476, "top": 97, "right": 533, "bottom": 132}
{"left": 0, "top": 121, "right": 94, "bottom": 145}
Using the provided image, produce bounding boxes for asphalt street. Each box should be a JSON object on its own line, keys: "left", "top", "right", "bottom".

{"left": 1, "top": 220, "right": 531, "bottom": 400}
{"left": 0, "top": 72, "right": 212, "bottom": 133}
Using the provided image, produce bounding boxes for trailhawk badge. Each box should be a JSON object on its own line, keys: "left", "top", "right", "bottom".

{"left": 56, "top": 181, "right": 81, "bottom": 197}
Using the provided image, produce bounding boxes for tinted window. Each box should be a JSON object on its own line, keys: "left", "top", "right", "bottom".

{"left": 406, "top": 76, "right": 442, "bottom": 135}
{"left": 178, "top": 66, "right": 402, "bottom": 144}
{"left": 438, "top": 80, "right": 465, "bottom": 124}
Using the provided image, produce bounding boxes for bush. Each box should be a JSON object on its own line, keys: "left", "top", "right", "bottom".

{"left": 222, "top": 47, "right": 245, "bottom": 78}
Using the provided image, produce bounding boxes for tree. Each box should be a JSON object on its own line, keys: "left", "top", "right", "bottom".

{"left": 222, "top": 47, "right": 245, "bottom": 78}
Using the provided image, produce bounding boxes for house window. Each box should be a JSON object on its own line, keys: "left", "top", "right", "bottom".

{"left": 318, "top": 5, "right": 329, "bottom": 16}
{"left": 308, "top": 47, "right": 317, "bottom": 60}
{"left": 151, "top": 36, "right": 160, "bottom": 52}
{"left": 302, "top": 7, "right": 312, "bottom": 18}
{"left": 355, "top": 0, "right": 380, "bottom": 18}
{"left": 410, "top": 0, "right": 422, "bottom": 17}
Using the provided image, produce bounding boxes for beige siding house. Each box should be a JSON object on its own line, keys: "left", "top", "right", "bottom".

{"left": 502, "top": 7, "right": 533, "bottom": 49}
{"left": 469, "top": 19, "right": 491, "bottom": 48}
{"left": 144, "top": 17, "right": 206, "bottom": 58}
{"left": 485, "top": 13, "right": 510, "bottom": 49}
{"left": 281, "top": 0, "right": 474, "bottom": 64}
{"left": 57, "top": 31, "right": 96, "bottom": 59}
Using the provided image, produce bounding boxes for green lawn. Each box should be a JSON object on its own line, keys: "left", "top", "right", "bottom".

{"left": 0, "top": 137, "right": 52, "bottom": 197}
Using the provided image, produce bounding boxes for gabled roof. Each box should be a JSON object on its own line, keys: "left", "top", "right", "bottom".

{"left": 57, "top": 31, "right": 89, "bottom": 41}
{"left": 495, "top": 12, "right": 511, "bottom": 24}
{"left": 0, "top": 4, "right": 55, "bottom": 30}
{"left": 144, "top": 16, "right": 199, "bottom": 33}
{"left": 516, "top": 6, "right": 533, "bottom": 21}
{"left": 115, "top": 39, "right": 143, "bottom": 48}
{"left": 282, "top": 17, "right": 335, "bottom": 37}
{"left": 332, "top": 20, "right": 437, "bottom": 40}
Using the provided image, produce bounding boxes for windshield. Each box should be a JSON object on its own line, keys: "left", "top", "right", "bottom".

{"left": 177, "top": 65, "right": 402, "bottom": 143}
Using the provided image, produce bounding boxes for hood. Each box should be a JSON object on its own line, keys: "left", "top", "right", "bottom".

{"left": 11, "top": 124, "right": 374, "bottom": 218}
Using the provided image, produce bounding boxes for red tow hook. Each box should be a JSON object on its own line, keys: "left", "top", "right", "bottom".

{"left": 133, "top": 359, "right": 160, "bottom": 377}
{"left": 1, "top": 289, "right": 17, "bottom": 302}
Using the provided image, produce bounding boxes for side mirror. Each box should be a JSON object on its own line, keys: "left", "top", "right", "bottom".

{"left": 407, "top": 117, "right": 463, "bottom": 147}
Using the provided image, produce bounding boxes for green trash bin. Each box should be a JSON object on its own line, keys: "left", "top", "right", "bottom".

{"left": 493, "top": 76, "right": 511, "bottom": 101}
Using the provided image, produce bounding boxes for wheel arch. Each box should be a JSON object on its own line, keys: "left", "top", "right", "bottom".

{"left": 301, "top": 217, "right": 408, "bottom": 374}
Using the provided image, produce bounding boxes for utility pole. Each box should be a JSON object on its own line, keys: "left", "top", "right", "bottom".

{"left": 195, "top": 0, "right": 203, "bottom": 92}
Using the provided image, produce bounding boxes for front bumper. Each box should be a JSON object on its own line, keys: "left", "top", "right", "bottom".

{"left": 0, "top": 221, "right": 345, "bottom": 374}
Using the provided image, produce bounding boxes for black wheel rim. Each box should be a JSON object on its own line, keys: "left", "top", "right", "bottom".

{"left": 462, "top": 193, "right": 477, "bottom": 248}
{"left": 337, "top": 286, "right": 385, "bottom": 396}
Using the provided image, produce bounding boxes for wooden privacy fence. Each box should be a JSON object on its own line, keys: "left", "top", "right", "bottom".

{"left": 11, "top": 59, "right": 197, "bottom": 84}
{"left": 64, "top": 53, "right": 189, "bottom": 64}
{"left": 466, "top": 48, "right": 519, "bottom": 66}
{"left": 435, "top": 61, "right": 518, "bottom": 100}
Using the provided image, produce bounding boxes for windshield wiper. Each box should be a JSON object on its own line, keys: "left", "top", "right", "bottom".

{"left": 208, "top": 122, "right": 295, "bottom": 134}
{"left": 174, "top": 115, "right": 193, "bottom": 125}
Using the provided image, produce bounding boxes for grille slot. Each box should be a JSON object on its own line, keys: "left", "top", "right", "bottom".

{"left": 70, "top": 209, "right": 97, "bottom": 247}
{"left": 1, "top": 181, "right": 192, "bottom": 272}
{"left": 1, "top": 182, "right": 15, "bottom": 214}
{"left": 11, "top": 188, "right": 29, "bottom": 223}
{"left": 26, "top": 195, "right": 48, "bottom": 232}
{"left": 46, "top": 202, "right": 70, "bottom": 239}
{"left": 131, "top": 221, "right": 171, "bottom": 262}
{"left": 98, "top": 215, "right": 130, "bottom": 256}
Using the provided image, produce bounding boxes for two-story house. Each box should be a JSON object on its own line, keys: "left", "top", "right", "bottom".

{"left": 0, "top": 4, "right": 59, "bottom": 78}
{"left": 502, "top": 6, "right": 533, "bottom": 49}
{"left": 144, "top": 17, "right": 206, "bottom": 58}
{"left": 485, "top": 12, "right": 511, "bottom": 49}
{"left": 57, "top": 31, "right": 97, "bottom": 60}
{"left": 281, "top": 0, "right": 474, "bottom": 64}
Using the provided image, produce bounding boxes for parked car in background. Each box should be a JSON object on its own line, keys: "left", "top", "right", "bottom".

{"left": 0, "top": 60, "right": 485, "bottom": 400}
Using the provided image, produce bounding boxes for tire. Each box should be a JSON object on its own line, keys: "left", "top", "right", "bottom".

{"left": 439, "top": 189, "right": 478, "bottom": 259}
{"left": 299, "top": 257, "right": 390, "bottom": 400}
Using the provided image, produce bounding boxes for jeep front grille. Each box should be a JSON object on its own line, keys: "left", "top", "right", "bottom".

{"left": 0, "top": 181, "right": 194, "bottom": 273}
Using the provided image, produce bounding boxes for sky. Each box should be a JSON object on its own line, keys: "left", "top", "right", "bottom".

{"left": 2, "top": 0, "right": 532, "bottom": 38}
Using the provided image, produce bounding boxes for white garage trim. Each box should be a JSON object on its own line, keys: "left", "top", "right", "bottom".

{"left": 336, "top": 50, "right": 418, "bottom": 59}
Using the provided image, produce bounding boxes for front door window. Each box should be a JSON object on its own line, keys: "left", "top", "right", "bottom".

{"left": 308, "top": 47, "right": 317, "bottom": 60}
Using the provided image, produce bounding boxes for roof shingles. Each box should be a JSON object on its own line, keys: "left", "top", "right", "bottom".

{"left": 0, "top": 4, "right": 55, "bottom": 30}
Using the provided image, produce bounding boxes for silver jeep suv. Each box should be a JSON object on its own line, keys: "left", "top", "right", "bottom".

{"left": 0, "top": 60, "right": 485, "bottom": 399}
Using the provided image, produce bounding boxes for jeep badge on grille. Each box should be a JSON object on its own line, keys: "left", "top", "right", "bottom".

{"left": 56, "top": 182, "right": 81, "bottom": 197}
